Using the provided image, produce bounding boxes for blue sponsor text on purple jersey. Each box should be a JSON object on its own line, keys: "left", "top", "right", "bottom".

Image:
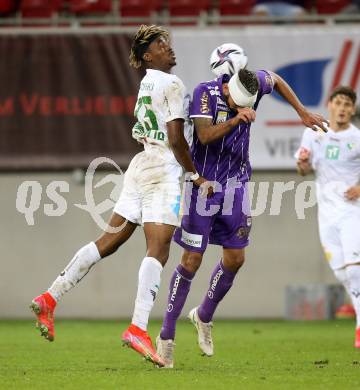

{"left": 189, "top": 70, "right": 274, "bottom": 186}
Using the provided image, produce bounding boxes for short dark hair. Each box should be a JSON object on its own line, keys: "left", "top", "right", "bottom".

{"left": 129, "top": 24, "right": 169, "bottom": 69}
{"left": 238, "top": 69, "right": 259, "bottom": 95}
{"left": 329, "top": 86, "right": 357, "bottom": 104}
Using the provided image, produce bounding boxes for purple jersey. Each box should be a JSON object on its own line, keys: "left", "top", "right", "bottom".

{"left": 190, "top": 70, "right": 274, "bottom": 185}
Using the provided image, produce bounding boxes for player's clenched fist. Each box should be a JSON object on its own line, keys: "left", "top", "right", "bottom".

{"left": 296, "top": 147, "right": 312, "bottom": 176}
{"left": 344, "top": 185, "right": 360, "bottom": 201}
{"left": 232, "top": 107, "right": 256, "bottom": 125}
{"left": 193, "top": 176, "right": 214, "bottom": 197}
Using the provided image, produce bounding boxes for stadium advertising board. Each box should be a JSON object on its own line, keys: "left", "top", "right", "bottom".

{"left": 0, "top": 34, "right": 142, "bottom": 169}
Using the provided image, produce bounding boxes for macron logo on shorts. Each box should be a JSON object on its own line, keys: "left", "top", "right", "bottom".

{"left": 181, "top": 230, "right": 203, "bottom": 248}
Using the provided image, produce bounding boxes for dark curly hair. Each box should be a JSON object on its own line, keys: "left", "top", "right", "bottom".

{"left": 237, "top": 69, "right": 259, "bottom": 95}
{"left": 129, "top": 25, "right": 169, "bottom": 69}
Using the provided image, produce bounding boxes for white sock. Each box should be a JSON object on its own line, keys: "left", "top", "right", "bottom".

{"left": 345, "top": 265, "right": 360, "bottom": 328}
{"left": 132, "top": 257, "right": 163, "bottom": 331}
{"left": 48, "top": 242, "right": 101, "bottom": 302}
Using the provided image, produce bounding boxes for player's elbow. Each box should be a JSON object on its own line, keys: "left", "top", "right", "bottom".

{"left": 197, "top": 130, "right": 210, "bottom": 145}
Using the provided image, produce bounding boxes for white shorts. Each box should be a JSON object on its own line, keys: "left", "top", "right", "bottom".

{"left": 319, "top": 213, "right": 360, "bottom": 270}
{"left": 114, "top": 151, "right": 182, "bottom": 226}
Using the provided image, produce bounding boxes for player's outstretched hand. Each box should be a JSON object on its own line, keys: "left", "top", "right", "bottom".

{"left": 296, "top": 147, "right": 311, "bottom": 176}
{"left": 344, "top": 185, "right": 360, "bottom": 201}
{"left": 300, "top": 110, "right": 329, "bottom": 132}
{"left": 193, "top": 176, "right": 214, "bottom": 198}
{"left": 234, "top": 107, "right": 256, "bottom": 124}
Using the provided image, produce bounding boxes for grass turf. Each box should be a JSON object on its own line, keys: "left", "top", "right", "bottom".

{"left": 0, "top": 319, "right": 359, "bottom": 389}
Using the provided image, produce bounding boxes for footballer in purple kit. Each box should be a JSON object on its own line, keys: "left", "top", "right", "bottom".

{"left": 156, "top": 68, "right": 328, "bottom": 368}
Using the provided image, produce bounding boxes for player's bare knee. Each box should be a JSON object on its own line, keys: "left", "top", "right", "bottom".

{"left": 223, "top": 250, "right": 245, "bottom": 272}
{"left": 181, "top": 250, "right": 203, "bottom": 273}
{"left": 146, "top": 243, "right": 171, "bottom": 267}
{"left": 95, "top": 233, "right": 123, "bottom": 258}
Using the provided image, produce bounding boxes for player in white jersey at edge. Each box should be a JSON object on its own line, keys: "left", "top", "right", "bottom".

{"left": 30, "top": 24, "right": 209, "bottom": 367}
{"left": 296, "top": 86, "right": 360, "bottom": 348}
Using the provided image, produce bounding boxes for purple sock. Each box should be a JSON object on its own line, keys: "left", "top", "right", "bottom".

{"left": 198, "top": 261, "right": 237, "bottom": 323}
{"left": 160, "top": 264, "right": 195, "bottom": 340}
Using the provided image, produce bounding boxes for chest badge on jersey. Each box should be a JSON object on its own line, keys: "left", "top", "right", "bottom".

{"left": 347, "top": 143, "right": 356, "bottom": 151}
{"left": 216, "top": 111, "right": 228, "bottom": 124}
{"left": 326, "top": 145, "right": 340, "bottom": 160}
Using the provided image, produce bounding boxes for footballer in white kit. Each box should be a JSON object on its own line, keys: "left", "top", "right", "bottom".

{"left": 30, "top": 25, "right": 207, "bottom": 367}
{"left": 298, "top": 122, "right": 360, "bottom": 270}
{"left": 114, "top": 68, "right": 191, "bottom": 227}
{"left": 296, "top": 86, "right": 360, "bottom": 348}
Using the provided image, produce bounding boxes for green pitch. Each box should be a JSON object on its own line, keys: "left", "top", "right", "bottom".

{"left": 0, "top": 320, "right": 359, "bottom": 389}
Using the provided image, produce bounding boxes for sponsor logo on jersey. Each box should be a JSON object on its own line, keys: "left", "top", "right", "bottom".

{"left": 140, "top": 82, "right": 154, "bottom": 91}
{"left": 200, "top": 91, "right": 210, "bottom": 114}
{"left": 326, "top": 145, "right": 340, "bottom": 160}
{"left": 181, "top": 230, "right": 203, "bottom": 248}
{"left": 216, "top": 111, "right": 228, "bottom": 124}
{"left": 209, "top": 89, "right": 221, "bottom": 96}
{"left": 347, "top": 143, "right": 356, "bottom": 150}
{"left": 265, "top": 74, "right": 274, "bottom": 87}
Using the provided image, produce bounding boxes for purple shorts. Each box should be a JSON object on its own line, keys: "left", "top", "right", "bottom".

{"left": 174, "top": 181, "right": 252, "bottom": 253}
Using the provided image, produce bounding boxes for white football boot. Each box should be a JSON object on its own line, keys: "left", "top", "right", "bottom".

{"left": 188, "top": 307, "right": 214, "bottom": 356}
{"left": 156, "top": 335, "right": 175, "bottom": 368}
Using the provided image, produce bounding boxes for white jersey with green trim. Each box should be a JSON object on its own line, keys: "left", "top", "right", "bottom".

{"left": 134, "top": 69, "right": 192, "bottom": 168}
{"left": 296, "top": 124, "right": 360, "bottom": 224}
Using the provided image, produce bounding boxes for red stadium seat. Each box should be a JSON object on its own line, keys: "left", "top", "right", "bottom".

{"left": 0, "top": 0, "right": 17, "bottom": 14}
{"left": 315, "top": 0, "right": 350, "bottom": 14}
{"left": 20, "top": 0, "right": 62, "bottom": 17}
{"left": 218, "top": 0, "right": 255, "bottom": 16}
{"left": 168, "top": 0, "right": 210, "bottom": 17}
{"left": 119, "top": 0, "right": 162, "bottom": 18}
{"left": 69, "top": 0, "right": 112, "bottom": 15}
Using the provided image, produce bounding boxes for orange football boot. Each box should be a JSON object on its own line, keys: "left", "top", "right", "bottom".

{"left": 30, "top": 293, "right": 56, "bottom": 342}
{"left": 122, "top": 324, "right": 165, "bottom": 367}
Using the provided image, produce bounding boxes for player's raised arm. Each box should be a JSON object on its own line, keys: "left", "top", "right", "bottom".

{"left": 270, "top": 71, "right": 329, "bottom": 132}
{"left": 195, "top": 108, "right": 255, "bottom": 145}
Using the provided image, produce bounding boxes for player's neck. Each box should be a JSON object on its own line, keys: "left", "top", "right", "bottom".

{"left": 146, "top": 65, "right": 171, "bottom": 74}
{"left": 329, "top": 121, "right": 351, "bottom": 132}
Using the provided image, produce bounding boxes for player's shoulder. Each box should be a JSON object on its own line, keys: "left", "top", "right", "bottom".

{"left": 160, "top": 72, "right": 183, "bottom": 84}
{"left": 147, "top": 69, "right": 182, "bottom": 84}
{"left": 303, "top": 127, "right": 321, "bottom": 140}
{"left": 193, "top": 78, "right": 221, "bottom": 98}
{"left": 256, "top": 69, "right": 272, "bottom": 77}
{"left": 161, "top": 73, "right": 186, "bottom": 93}
{"left": 349, "top": 123, "right": 360, "bottom": 137}
{"left": 256, "top": 69, "right": 274, "bottom": 86}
